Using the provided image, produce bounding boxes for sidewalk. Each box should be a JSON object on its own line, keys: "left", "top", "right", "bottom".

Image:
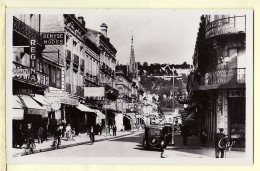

{"left": 167, "top": 135, "right": 246, "bottom": 158}
{"left": 12, "top": 131, "right": 134, "bottom": 157}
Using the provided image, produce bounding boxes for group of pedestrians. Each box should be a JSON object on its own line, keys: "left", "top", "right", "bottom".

{"left": 105, "top": 125, "right": 117, "bottom": 136}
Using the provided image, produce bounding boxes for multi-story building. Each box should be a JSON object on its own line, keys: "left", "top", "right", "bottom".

{"left": 12, "top": 14, "right": 50, "bottom": 145}
{"left": 114, "top": 71, "right": 133, "bottom": 130}
{"left": 187, "top": 15, "right": 246, "bottom": 149}
{"left": 86, "top": 23, "right": 119, "bottom": 126}
{"left": 40, "top": 14, "right": 103, "bottom": 134}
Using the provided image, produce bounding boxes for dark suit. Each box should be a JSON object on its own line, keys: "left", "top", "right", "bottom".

{"left": 214, "top": 132, "right": 226, "bottom": 158}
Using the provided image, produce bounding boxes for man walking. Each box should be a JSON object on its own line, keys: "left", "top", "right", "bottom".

{"left": 112, "top": 125, "right": 117, "bottom": 136}
{"left": 160, "top": 126, "right": 172, "bottom": 158}
{"left": 214, "top": 128, "right": 227, "bottom": 158}
{"left": 181, "top": 125, "right": 189, "bottom": 145}
{"left": 37, "top": 126, "right": 44, "bottom": 143}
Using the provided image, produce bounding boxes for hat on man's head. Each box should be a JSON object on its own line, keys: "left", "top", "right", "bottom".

{"left": 219, "top": 128, "right": 224, "bottom": 131}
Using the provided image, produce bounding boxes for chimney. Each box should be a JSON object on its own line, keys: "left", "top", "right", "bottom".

{"left": 78, "top": 16, "right": 85, "bottom": 27}
{"left": 100, "top": 23, "right": 108, "bottom": 38}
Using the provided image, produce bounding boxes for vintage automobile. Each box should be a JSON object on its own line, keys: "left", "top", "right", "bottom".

{"left": 143, "top": 124, "right": 173, "bottom": 149}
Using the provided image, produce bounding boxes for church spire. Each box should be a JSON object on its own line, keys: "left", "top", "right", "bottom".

{"left": 130, "top": 30, "right": 137, "bottom": 79}
{"left": 131, "top": 30, "right": 134, "bottom": 57}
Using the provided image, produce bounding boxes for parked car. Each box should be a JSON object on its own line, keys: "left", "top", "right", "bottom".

{"left": 143, "top": 125, "right": 173, "bottom": 149}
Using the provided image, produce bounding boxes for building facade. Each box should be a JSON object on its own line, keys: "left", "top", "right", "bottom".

{"left": 188, "top": 15, "right": 246, "bottom": 149}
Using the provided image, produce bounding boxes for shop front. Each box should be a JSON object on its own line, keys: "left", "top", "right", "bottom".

{"left": 44, "top": 90, "right": 79, "bottom": 135}
{"left": 75, "top": 103, "right": 96, "bottom": 133}
{"left": 12, "top": 95, "right": 48, "bottom": 147}
{"left": 228, "top": 89, "right": 246, "bottom": 148}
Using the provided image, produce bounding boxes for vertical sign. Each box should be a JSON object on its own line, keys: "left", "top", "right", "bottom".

{"left": 30, "top": 39, "right": 37, "bottom": 82}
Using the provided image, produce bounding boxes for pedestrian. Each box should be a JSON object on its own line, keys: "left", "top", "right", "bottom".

{"left": 181, "top": 125, "right": 189, "bottom": 145}
{"left": 65, "top": 124, "right": 71, "bottom": 141}
{"left": 89, "top": 126, "right": 95, "bottom": 144}
{"left": 25, "top": 123, "right": 34, "bottom": 149}
{"left": 214, "top": 128, "right": 227, "bottom": 158}
{"left": 112, "top": 125, "right": 117, "bottom": 136}
{"left": 200, "top": 128, "right": 208, "bottom": 147}
{"left": 160, "top": 126, "right": 172, "bottom": 158}
{"left": 107, "top": 125, "right": 111, "bottom": 136}
{"left": 54, "top": 126, "right": 62, "bottom": 149}
{"left": 15, "top": 124, "right": 24, "bottom": 148}
{"left": 37, "top": 125, "right": 44, "bottom": 143}
{"left": 99, "top": 124, "right": 102, "bottom": 135}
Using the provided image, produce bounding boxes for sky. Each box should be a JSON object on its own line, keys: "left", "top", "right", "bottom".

{"left": 81, "top": 9, "right": 202, "bottom": 65}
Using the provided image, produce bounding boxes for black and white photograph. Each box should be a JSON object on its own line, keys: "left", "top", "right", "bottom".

{"left": 6, "top": 9, "right": 253, "bottom": 164}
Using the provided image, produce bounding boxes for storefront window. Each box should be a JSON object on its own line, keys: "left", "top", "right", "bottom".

{"left": 228, "top": 95, "right": 245, "bottom": 148}
{"left": 56, "top": 68, "right": 61, "bottom": 88}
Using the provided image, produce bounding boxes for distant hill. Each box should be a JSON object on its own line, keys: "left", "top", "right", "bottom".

{"left": 116, "top": 62, "right": 191, "bottom": 110}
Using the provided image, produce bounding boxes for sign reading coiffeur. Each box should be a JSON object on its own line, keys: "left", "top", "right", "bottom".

{"left": 42, "top": 33, "right": 65, "bottom": 45}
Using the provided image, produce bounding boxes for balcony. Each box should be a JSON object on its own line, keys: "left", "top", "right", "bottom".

{"left": 13, "top": 62, "right": 49, "bottom": 88}
{"left": 192, "top": 68, "right": 245, "bottom": 90}
{"left": 13, "top": 16, "right": 44, "bottom": 46}
{"left": 206, "top": 16, "right": 246, "bottom": 39}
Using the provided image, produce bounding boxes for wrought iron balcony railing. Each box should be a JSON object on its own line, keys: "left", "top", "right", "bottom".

{"left": 205, "top": 15, "right": 246, "bottom": 39}
{"left": 13, "top": 16, "right": 44, "bottom": 46}
{"left": 204, "top": 68, "right": 245, "bottom": 86}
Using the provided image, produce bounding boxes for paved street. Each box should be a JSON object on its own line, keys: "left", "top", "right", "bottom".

{"left": 20, "top": 131, "right": 245, "bottom": 158}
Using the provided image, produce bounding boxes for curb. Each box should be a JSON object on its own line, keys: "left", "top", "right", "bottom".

{"left": 13, "top": 131, "right": 135, "bottom": 157}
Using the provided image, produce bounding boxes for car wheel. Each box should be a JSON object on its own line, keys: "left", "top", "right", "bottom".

{"left": 143, "top": 138, "right": 147, "bottom": 149}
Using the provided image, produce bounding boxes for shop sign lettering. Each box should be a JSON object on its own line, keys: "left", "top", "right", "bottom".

{"left": 42, "top": 33, "right": 65, "bottom": 45}
{"left": 228, "top": 90, "right": 245, "bottom": 97}
{"left": 45, "top": 91, "right": 78, "bottom": 106}
{"left": 13, "top": 69, "right": 30, "bottom": 78}
{"left": 30, "top": 39, "right": 37, "bottom": 82}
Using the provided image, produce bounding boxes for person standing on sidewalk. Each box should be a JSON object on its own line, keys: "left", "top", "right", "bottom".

{"left": 37, "top": 126, "right": 44, "bottom": 144}
{"left": 214, "top": 128, "right": 227, "bottom": 158}
{"left": 65, "top": 124, "right": 71, "bottom": 141}
{"left": 112, "top": 125, "right": 117, "bottom": 136}
{"left": 89, "top": 126, "right": 95, "bottom": 144}
{"left": 54, "top": 126, "right": 62, "bottom": 149}
{"left": 200, "top": 128, "right": 208, "bottom": 147}
{"left": 181, "top": 125, "right": 189, "bottom": 145}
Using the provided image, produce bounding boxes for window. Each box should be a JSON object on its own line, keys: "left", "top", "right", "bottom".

{"left": 56, "top": 68, "right": 61, "bottom": 88}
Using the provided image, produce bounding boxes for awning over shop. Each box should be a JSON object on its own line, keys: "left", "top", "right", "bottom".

{"left": 76, "top": 103, "right": 95, "bottom": 113}
{"left": 31, "top": 94, "right": 51, "bottom": 113}
{"left": 14, "top": 95, "right": 47, "bottom": 116}
{"left": 125, "top": 113, "right": 136, "bottom": 119}
{"left": 12, "top": 95, "right": 24, "bottom": 120}
{"left": 94, "top": 110, "right": 105, "bottom": 119}
{"left": 32, "top": 94, "right": 51, "bottom": 106}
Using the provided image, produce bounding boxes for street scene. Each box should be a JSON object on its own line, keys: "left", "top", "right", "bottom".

{"left": 6, "top": 9, "right": 252, "bottom": 163}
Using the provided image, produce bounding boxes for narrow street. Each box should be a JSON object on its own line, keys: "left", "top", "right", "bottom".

{"left": 21, "top": 131, "right": 245, "bottom": 158}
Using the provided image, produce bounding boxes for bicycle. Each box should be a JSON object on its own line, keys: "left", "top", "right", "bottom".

{"left": 24, "top": 138, "right": 36, "bottom": 155}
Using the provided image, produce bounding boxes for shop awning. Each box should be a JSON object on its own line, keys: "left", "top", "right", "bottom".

{"left": 94, "top": 110, "right": 105, "bottom": 119}
{"left": 14, "top": 95, "right": 47, "bottom": 116}
{"left": 76, "top": 103, "right": 95, "bottom": 113}
{"left": 32, "top": 94, "right": 51, "bottom": 106}
{"left": 125, "top": 113, "right": 135, "bottom": 119}
{"left": 12, "top": 95, "right": 24, "bottom": 120}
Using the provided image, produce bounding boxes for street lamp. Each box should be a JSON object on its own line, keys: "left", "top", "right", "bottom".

{"left": 161, "top": 65, "right": 181, "bottom": 146}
